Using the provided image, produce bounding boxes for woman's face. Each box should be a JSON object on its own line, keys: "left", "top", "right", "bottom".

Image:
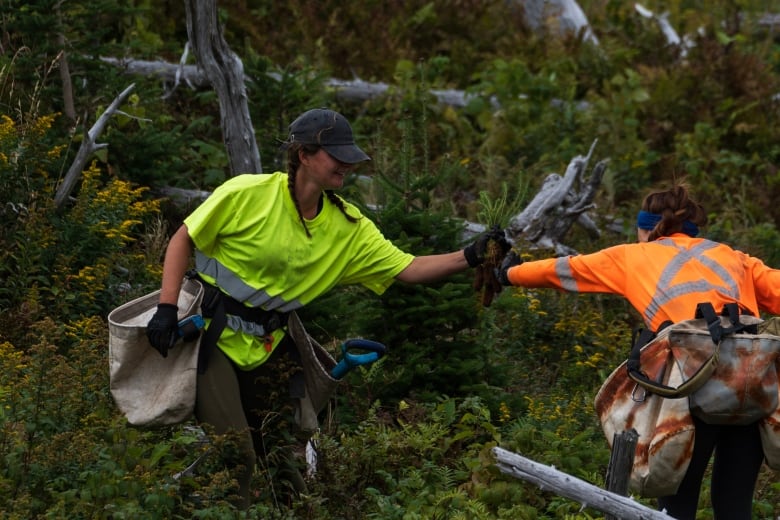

{"left": 300, "top": 148, "right": 357, "bottom": 190}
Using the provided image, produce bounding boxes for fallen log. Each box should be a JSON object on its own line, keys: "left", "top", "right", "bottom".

{"left": 759, "top": 13, "right": 780, "bottom": 28}
{"left": 100, "top": 56, "right": 494, "bottom": 109}
{"left": 492, "top": 447, "right": 673, "bottom": 520}
{"left": 155, "top": 186, "right": 212, "bottom": 204}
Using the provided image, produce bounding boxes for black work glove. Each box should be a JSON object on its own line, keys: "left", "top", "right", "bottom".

{"left": 464, "top": 225, "right": 511, "bottom": 268}
{"left": 146, "top": 303, "right": 179, "bottom": 358}
{"left": 496, "top": 250, "right": 523, "bottom": 286}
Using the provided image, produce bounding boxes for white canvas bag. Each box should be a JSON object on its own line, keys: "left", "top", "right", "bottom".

{"left": 108, "top": 277, "right": 203, "bottom": 427}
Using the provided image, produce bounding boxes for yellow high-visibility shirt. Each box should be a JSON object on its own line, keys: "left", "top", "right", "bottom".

{"left": 185, "top": 172, "right": 414, "bottom": 369}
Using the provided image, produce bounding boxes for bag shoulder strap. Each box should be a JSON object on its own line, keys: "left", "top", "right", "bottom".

{"left": 626, "top": 303, "right": 727, "bottom": 399}
{"left": 625, "top": 320, "right": 671, "bottom": 374}
{"left": 197, "top": 290, "right": 225, "bottom": 375}
{"left": 695, "top": 302, "right": 725, "bottom": 344}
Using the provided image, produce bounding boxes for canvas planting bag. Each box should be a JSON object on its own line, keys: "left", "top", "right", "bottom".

{"left": 594, "top": 303, "right": 780, "bottom": 497}
{"left": 757, "top": 317, "right": 780, "bottom": 471}
{"left": 286, "top": 310, "right": 339, "bottom": 432}
{"left": 594, "top": 340, "right": 696, "bottom": 498}
{"left": 108, "top": 277, "right": 204, "bottom": 427}
{"left": 625, "top": 305, "right": 779, "bottom": 426}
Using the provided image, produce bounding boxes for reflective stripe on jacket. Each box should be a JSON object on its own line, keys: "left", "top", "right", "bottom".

{"left": 506, "top": 233, "right": 780, "bottom": 331}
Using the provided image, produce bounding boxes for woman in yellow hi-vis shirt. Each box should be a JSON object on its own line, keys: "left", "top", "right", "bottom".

{"left": 146, "top": 108, "right": 508, "bottom": 508}
{"left": 498, "top": 182, "right": 780, "bottom": 520}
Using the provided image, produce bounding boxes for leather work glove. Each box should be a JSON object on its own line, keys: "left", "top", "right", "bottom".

{"left": 468, "top": 225, "right": 512, "bottom": 307}
{"left": 146, "top": 303, "right": 179, "bottom": 358}
{"left": 496, "top": 250, "right": 523, "bottom": 286}
{"left": 464, "top": 225, "right": 511, "bottom": 268}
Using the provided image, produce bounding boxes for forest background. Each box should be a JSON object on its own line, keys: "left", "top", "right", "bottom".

{"left": 1, "top": 0, "right": 779, "bottom": 518}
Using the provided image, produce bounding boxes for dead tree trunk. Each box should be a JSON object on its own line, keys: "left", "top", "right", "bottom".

{"left": 55, "top": 3, "right": 76, "bottom": 123}
{"left": 505, "top": 140, "right": 607, "bottom": 256}
{"left": 184, "top": 0, "right": 261, "bottom": 175}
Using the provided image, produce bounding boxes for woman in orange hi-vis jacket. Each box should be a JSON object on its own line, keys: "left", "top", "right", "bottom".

{"left": 497, "top": 182, "right": 780, "bottom": 520}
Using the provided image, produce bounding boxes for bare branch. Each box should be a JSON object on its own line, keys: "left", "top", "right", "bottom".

{"left": 54, "top": 83, "right": 136, "bottom": 209}
{"left": 113, "top": 110, "right": 152, "bottom": 123}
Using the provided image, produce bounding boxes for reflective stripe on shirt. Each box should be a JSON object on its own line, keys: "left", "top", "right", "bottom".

{"left": 195, "top": 250, "right": 302, "bottom": 338}
{"left": 643, "top": 238, "right": 740, "bottom": 325}
{"left": 555, "top": 257, "right": 578, "bottom": 292}
{"left": 196, "top": 250, "right": 303, "bottom": 313}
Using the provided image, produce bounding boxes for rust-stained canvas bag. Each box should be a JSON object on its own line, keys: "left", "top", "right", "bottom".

{"left": 762, "top": 385, "right": 780, "bottom": 470}
{"left": 627, "top": 306, "right": 779, "bottom": 426}
{"left": 757, "top": 317, "right": 780, "bottom": 470}
{"left": 595, "top": 303, "right": 780, "bottom": 497}
{"left": 594, "top": 340, "right": 696, "bottom": 497}
{"left": 108, "top": 278, "right": 203, "bottom": 427}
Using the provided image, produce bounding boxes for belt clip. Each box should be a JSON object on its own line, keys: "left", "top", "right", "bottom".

{"left": 263, "top": 334, "right": 274, "bottom": 353}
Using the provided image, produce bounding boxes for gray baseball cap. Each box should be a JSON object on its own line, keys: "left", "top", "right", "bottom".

{"left": 287, "top": 108, "right": 371, "bottom": 164}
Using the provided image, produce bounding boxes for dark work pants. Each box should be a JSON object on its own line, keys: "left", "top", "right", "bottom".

{"left": 195, "top": 336, "right": 306, "bottom": 508}
{"left": 657, "top": 416, "right": 764, "bottom": 520}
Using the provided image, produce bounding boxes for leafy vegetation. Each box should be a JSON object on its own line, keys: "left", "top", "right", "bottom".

{"left": 1, "top": 0, "right": 779, "bottom": 518}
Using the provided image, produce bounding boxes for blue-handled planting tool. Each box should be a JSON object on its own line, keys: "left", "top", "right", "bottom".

{"left": 178, "top": 314, "right": 205, "bottom": 342}
{"left": 331, "top": 338, "right": 387, "bottom": 379}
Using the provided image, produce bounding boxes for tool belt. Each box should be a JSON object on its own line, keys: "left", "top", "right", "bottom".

{"left": 187, "top": 271, "right": 290, "bottom": 373}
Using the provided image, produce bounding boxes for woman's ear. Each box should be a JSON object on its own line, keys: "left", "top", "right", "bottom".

{"left": 298, "top": 148, "right": 309, "bottom": 164}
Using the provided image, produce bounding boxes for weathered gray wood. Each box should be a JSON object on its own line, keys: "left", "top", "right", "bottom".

{"left": 155, "top": 186, "right": 212, "bottom": 204}
{"left": 54, "top": 83, "right": 136, "bottom": 209}
{"left": 518, "top": 0, "right": 599, "bottom": 45}
{"left": 184, "top": 0, "right": 261, "bottom": 176}
{"left": 101, "top": 56, "right": 209, "bottom": 91}
{"left": 605, "top": 429, "right": 640, "bottom": 520}
{"left": 505, "top": 140, "right": 606, "bottom": 256}
{"left": 493, "top": 447, "right": 672, "bottom": 520}
{"left": 55, "top": 3, "right": 76, "bottom": 122}
{"left": 759, "top": 13, "right": 780, "bottom": 28}
{"left": 634, "top": 3, "right": 695, "bottom": 58}
{"left": 100, "top": 56, "right": 497, "bottom": 109}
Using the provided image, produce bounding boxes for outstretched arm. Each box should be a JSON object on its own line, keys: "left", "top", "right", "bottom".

{"left": 395, "top": 250, "right": 470, "bottom": 284}
{"left": 396, "top": 226, "right": 511, "bottom": 284}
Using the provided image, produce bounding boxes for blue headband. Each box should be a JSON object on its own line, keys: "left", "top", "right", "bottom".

{"left": 637, "top": 210, "right": 699, "bottom": 237}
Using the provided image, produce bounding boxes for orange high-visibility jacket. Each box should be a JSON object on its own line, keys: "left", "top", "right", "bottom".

{"left": 507, "top": 233, "right": 780, "bottom": 331}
